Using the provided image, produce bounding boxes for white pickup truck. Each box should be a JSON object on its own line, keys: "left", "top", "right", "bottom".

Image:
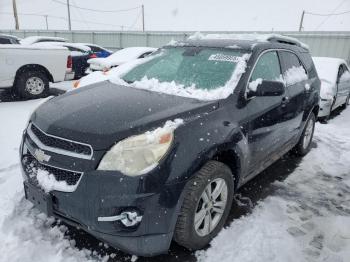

{"left": 0, "top": 45, "right": 73, "bottom": 99}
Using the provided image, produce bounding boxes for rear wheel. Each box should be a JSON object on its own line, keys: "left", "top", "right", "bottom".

{"left": 293, "top": 112, "right": 316, "bottom": 156}
{"left": 174, "top": 161, "right": 234, "bottom": 250}
{"left": 15, "top": 70, "right": 49, "bottom": 99}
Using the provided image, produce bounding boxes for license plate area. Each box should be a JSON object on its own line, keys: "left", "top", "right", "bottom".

{"left": 24, "top": 181, "right": 53, "bottom": 216}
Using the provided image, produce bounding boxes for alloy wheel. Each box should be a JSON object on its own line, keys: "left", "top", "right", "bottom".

{"left": 194, "top": 178, "right": 228, "bottom": 237}
{"left": 303, "top": 117, "right": 314, "bottom": 149}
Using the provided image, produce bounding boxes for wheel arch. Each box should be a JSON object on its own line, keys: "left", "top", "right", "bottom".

{"left": 15, "top": 64, "right": 54, "bottom": 83}
{"left": 212, "top": 148, "right": 242, "bottom": 190}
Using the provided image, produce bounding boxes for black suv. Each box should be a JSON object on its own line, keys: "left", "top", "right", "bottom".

{"left": 20, "top": 35, "right": 320, "bottom": 257}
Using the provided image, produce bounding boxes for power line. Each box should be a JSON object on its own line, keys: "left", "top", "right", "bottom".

{"left": 51, "top": 0, "right": 141, "bottom": 13}
{"left": 0, "top": 12, "right": 130, "bottom": 29}
{"left": 315, "top": 0, "right": 347, "bottom": 30}
{"left": 305, "top": 10, "right": 350, "bottom": 16}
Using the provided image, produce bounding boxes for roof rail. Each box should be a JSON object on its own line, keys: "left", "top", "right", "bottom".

{"left": 266, "top": 34, "right": 309, "bottom": 50}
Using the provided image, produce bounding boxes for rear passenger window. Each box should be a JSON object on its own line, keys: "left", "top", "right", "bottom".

{"left": 250, "top": 51, "right": 281, "bottom": 82}
{"left": 280, "top": 51, "right": 308, "bottom": 85}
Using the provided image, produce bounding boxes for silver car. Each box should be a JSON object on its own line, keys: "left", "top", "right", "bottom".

{"left": 313, "top": 57, "right": 350, "bottom": 121}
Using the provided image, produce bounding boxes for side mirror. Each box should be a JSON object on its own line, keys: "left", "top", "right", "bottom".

{"left": 248, "top": 80, "right": 285, "bottom": 97}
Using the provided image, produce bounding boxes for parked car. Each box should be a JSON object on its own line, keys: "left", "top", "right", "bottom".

{"left": 0, "top": 44, "right": 72, "bottom": 99}
{"left": 313, "top": 57, "right": 350, "bottom": 121}
{"left": 0, "top": 34, "right": 21, "bottom": 44}
{"left": 20, "top": 34, "right": 319, "bottom": 256}
{"left": 20, "top": 36, "right": 67, "bottom": 45}
{"left": 76, "top": 43, "right": 113, "bottom": 58}
{"left": 34, "top": 42, "right": 92, "bottom": 79}
{"left": 87, "top": 46, "right": 157, "bottom": 72}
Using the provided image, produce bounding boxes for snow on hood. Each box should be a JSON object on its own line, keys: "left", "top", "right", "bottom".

{"left": 313, "top": 57, "right": 347, "bottom": 84}
{"left": 87, "top": 47, "right": 157, "bottom": 70}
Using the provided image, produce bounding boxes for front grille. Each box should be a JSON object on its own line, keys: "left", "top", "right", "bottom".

{"left": 30, "top": 124, "right": 92, "bottom": 156}
{"left": 22, "top": 152, "right": 82, "bottom": 186}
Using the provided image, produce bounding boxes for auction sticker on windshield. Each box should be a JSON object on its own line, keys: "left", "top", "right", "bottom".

{"left": 208, "top": 54, "right": 241, "bottom": 63}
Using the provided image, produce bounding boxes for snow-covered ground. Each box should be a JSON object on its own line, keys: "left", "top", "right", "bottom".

{"left": 0, "top": 94, "right": 349, "bottom": 262}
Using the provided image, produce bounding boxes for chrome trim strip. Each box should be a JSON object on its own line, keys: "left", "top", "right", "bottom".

{"left": 27, "top": 123, "right": 93, "bottom": 160}
{"left": 25, "top": 145, "right": 84, "bottom": 193}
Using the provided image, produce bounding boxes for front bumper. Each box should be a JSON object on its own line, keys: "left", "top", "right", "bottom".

{"left": 20, "top": 129, "right": 185, "bottom": 256}
{"left": 318, "top": 99, "right": 333, "bottom": 118}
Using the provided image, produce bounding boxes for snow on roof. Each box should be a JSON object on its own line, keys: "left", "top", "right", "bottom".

{"left": 187, "top": 32, "right": 309, "bottom": 49}
{"left": 312, "top": 57, "right": 348, "bottom": 84}
{"left": 0, "top": 44, "right": 67, "bottom": 50}
{"left": 32, "top": 42, "right": 91, "bottom": 54}
{"left": 88, "top": 47, "right": 157, "bottom": 69}
{"left": 75, "top": 43, "right": 113, "bottom": 53}
{"left": 20, "top": 36, "right": 67, "bottom": 45}
{"left": 0, "top": 33, "right": 21, "bottom": 40}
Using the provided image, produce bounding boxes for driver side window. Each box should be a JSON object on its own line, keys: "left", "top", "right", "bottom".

{"left": 250, "top": 51, "right": 281, "bottom": 82}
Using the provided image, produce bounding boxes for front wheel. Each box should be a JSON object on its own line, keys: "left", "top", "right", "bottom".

{"left": 174, "top": 161, "right": 234, "bottom": 250}
{"left": 293, "top": 112, "right": 316, "bottom": 156}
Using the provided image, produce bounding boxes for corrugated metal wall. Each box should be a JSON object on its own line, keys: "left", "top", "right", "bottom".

{"left": 2, "top": 30, "right": 350, "bottom": 62}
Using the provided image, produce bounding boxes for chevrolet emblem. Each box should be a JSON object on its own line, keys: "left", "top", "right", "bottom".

{"left": 34, "top": 149, "right": 51, "bottom": 162}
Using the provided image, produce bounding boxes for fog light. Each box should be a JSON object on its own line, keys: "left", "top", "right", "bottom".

{"left": 98, "top": 210, "right": 142, "bottom": 227}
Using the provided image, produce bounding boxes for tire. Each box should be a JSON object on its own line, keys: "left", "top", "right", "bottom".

{"left": 174, "top": 161, "right": 234, "bottom": 250}
{"left": 15, "top": 70, "right": 49, "bottom": 99}
{"left": 293, "top": 112, "right": 316, "bottom": 156}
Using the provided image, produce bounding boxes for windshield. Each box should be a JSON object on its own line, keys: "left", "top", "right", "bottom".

{"left": 122, "top": 47, "right": 247, "bottom": 91}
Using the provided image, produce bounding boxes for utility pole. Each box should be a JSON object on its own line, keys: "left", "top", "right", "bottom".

{"left": 12, "top": 0, "right": 19, "bottom": 30}
{"left": 67, "top": 0, "right": 72, "bottom": 30}
{"left": 45, "top": 15, "right": 49, "bottom": 30}
{"left": 299, "top": 10, "right": 305, "bottom": 32}
{"left": 142, "top": 4, "right": 145, "bottom": 32}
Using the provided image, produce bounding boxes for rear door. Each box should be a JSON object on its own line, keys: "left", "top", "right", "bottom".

{"left": 278, "top": 51, "right": 308, "bottom": 142}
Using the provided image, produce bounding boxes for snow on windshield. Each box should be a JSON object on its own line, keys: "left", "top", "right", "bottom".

{"left": 80, "top": 47, "right": 251, "bottom": 101}
{"left": 115, "top": 48, "right": 251, "bottom": 101}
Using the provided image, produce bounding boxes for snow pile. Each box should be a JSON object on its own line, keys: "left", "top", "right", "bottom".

{"left": 36, "top": 169, "right": 77, "bottom": 193}
{"left": 109, "top": 53, "right": 251, "bottom": 101}
{"left": 145, "top": 118, "right": 184, "bottom": 142}
{"left": 88, "top": 47, "right": 157, "bottom": 70}
{"left": 248, "top": 78, "right": 263, "bottom": 92}
{"left": 283, "top": 66, "right": 308, "bottom": 86}
{"left": 197, "top": 110, "right": 350, "bottom": 262}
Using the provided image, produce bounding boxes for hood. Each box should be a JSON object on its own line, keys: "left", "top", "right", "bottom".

{"left": 31, "top": 81, "right": 218, "bottom": 150}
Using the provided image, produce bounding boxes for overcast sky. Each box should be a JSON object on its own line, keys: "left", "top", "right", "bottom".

{"left": 0, "top": 0, "right": 349, "bottom": 31}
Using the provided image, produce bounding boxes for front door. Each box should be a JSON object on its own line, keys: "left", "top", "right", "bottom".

{"left": 245, "top": 50, "right": 288, "bottom": 173}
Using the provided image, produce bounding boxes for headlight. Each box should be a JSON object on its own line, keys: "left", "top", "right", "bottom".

{"left": 97, "top": 119, "right": 183, "bottom": 176}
